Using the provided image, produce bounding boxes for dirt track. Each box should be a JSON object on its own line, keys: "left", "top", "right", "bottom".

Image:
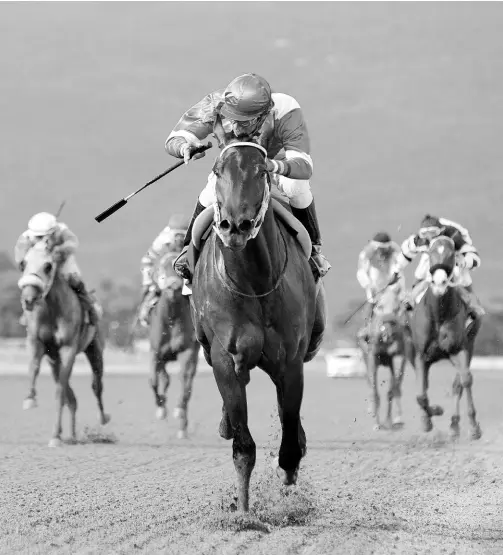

{"left": 1, "top": 364, "right": 502, "bottom": 554}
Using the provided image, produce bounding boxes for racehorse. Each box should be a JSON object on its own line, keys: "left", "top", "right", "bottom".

{"left": 148, "top": 252, "right": 200, "bottom": 438}
{"left": 357, "top": 285, "right": 415, "bottom": 430}
{"left": 408, "top": 236, "right": 482, "bottom": 439}
{"left": 17, "top": 241, "right": 110, "bottom": 446}
{"left": 187, "top": 117, "right": 327, "bottom": 512}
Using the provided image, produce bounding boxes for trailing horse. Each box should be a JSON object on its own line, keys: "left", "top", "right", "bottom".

{"left": 408, "top": 236, "right": 482, "bottom": 439}
{"left": 148, "top": 252, "right": 200, "bottom": 438}
{"left": 18, "top": 241, "right": 110, "bottom": 446}
{"left": 186, "top": 118, "right": 326, "bottom": 511}
{"left": 357, "top": 285, "right": 415, "bottom": 430}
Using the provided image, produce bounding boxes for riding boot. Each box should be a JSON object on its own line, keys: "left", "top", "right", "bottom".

{"left": 68, "top": 276, "right": 99, "bottom": 326}
{"left": 458, "top": 286, "right": 486, "bottom": 319}
{"left": 290, "top": 200, "right": 331, "bottom": 280}
{"left": 172, "top": 200, "right": 206, "bottom": 283}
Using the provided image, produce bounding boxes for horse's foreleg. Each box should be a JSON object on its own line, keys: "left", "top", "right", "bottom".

{"left": 175, "top": 344, "right": 199, "bottom": 439}
{"left": 212, "top": 343, "right": 255, "bottom": 512}
{"left": 23, "top": 340, "right": 44, "bottom": 410}
{"left": 275, "top": 383, "right": 306, "bottom": 459}
{"left": 277, "top": 359, "right": 304, "bottom": 486}
{"left": 451, "top": 350, "right": 481, "bottom": 440}
{"left": 415, "top": 354, "right": 435, "bottom": 432}
{"left": 148, "top": 350, "right": 168, "bottom": 420}
{"left": 85, "top": 337, "right": 110, "bottom": 426}
{"left": 390, "top": 354, "right": 405, "bottom": 428}
{"left": 366, "top": 353, "right": 380, "bottom": 430}
{"left": 50, "top": 346, "right": 77, "bottom": 447}
{"left": 450, "top": 373, "right": 463, "bottom": 439}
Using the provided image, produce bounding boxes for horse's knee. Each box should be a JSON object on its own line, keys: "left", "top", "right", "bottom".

{"left": 452, "top": 377, "right": 463, "bottom": 396}
{"left": 416, "top": 394, "right": 429, "bottom": 410}
{"left": 460, "top": 371, "right": 473, "bottom": 389}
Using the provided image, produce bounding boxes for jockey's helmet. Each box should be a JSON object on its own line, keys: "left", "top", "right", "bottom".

{"left": 28, "top": 212, "right": 57, "bottom": 237}
{"left": 419, "top": 214, "right": 442, "bottom": 240}
{"left": 220, "top": 73, "right": 273, "bottom": 122}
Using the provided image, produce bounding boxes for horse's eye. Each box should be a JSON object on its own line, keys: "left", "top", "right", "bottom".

{"left": 43, "top": 262, "right": 53, "bottom": 274}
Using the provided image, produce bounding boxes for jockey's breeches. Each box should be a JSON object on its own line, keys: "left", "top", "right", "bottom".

{"left": 198, "top": 171, "right": 314, "bottom": 209}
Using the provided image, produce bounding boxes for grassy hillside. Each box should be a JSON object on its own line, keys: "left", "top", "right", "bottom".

{"left": 1, "top": 2, "right": 502, "bottom": 330}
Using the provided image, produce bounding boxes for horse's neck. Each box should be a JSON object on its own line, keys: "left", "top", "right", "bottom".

{"left": 218, "top": 206, "right": 284, "bottom": 285}
{"left": 44, "top": 273, "right": 75, "bottom": 319}
{"left": 427, "top": 287, "right": 459, "bottom": 323}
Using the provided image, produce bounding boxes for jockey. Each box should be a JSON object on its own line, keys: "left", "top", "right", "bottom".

{"left": 14, "top": 212, "right": 99, "bottom": 325}
{"left": 165, "top": 72, "right": 331, "bottom": 284}
{"left": 356, "top": 231, "right": 405, "bottom": 338}
{"left": 392, "top": 214, "right": 485, "bottom": 318}
{"left": 138, "top": 213, "right": 189, "bottom": 327}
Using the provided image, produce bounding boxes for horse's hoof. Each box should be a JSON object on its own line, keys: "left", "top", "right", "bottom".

{"left": 276, "top": 465, "right": 298, "bottom": 486}
{"left": 470, "top": 424, "right": 482, "bottom": 440}
{"left": 48, "top": 438, "right": 62, "bottom": 448}
{"left": 173, "top": 408, "right": 185, "bottom": 419}
{"left": 99, "top": 413, "right": 111, "bottom": 426}
{"left": 156, "top": 407, "right": 167, "bottom": 420}
{"left": 177, "top": 429, "right": 188, "bottom": 439}
{"left": 420, "top": 416, "right": 433, "bottom": 433}
{"left": 430, "top": 405, "right": 444, "bottom": 417}
{"left": 392, "top": 416, "right": 404, "bottom": 429}
{"left": 449, "top": 426, "right": 460, "bottom": 440}
{"left": 23, "top": 398, "right": 37, "bottom": 410}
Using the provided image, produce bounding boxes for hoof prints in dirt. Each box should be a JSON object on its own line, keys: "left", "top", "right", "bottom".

{"left": 205, "top": 459, "right": 317, "bottom": 533}
{"left": 79, "top": 426, "right": 118, "bottom": 445}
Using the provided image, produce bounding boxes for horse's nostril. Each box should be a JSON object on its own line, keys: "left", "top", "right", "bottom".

{"left": 219, "top": 219, "right": 231, "bottom": 231}
{"left": 238, "top": 220, "right": 253, "bottom": 233}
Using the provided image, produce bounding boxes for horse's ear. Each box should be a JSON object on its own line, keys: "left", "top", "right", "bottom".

{"left": 213, "top": 112, "right": 228, "bottom": 149}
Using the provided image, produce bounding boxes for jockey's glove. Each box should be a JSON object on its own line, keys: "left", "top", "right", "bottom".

{"left": 180, "top": 142, "right": 207, "bottom": 165}
{"left": 388, "top": 272, "right": 400, "bottom": 286}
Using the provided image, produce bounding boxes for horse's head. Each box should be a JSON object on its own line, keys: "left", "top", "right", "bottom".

{"left": 17, "top": 240, "right": 57, "bottom": 311}
{"left": 372, "top": 286, "right": 404, "bottom": 344}
{"left": 156, "top": 252, "right": 183, "bottom": 298}
{"left": 211, "top": 116, "right": 271, "bottom": 251}
{"left": 428, "top": 236, "right": 456, "bottom": 296}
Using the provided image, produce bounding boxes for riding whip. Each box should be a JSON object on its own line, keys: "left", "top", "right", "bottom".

{"left": 343, "top": 273, "right": 399, "bottom": 325}
{"left": 95, "top": 143, "right": 213, "bottom": 223}
{"left": 55, "top": 201, "right": 66, "bottom": 218}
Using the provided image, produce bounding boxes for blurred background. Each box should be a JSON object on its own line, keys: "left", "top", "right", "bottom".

{"left": 1, "top": 2, "right": 502, "bottom": 352}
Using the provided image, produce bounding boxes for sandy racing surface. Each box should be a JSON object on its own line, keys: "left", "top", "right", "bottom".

{"left": 1, "top": 363, "right": 502, "bottom": 554}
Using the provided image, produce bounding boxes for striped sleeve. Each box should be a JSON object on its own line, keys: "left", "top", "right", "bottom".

{"left": 165, "top": 91, "right": 223, "bottom": 158}
{"left": 273, "top": 93, "right": 313, "bottom": 180}
{"left": 458, "top": 242, "right": 481, "bottom": 269}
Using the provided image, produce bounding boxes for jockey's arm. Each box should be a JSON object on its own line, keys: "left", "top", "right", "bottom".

{"left": 54, "top": 226, "right": 79, "bottom": 256}
{"left": 164, "top": 92, "right": 218, "bottom": 159}
{"left": 458, "top": 242, "right": 481, "bottom": 270}
{"left": 272, "top": 97, "right": 313, "bottom": 180}
{"left": 14, "top": 233, "right": 33, "bottom": 268}
{"left": 393, "top": 234, "right": 419, "bottom": 273}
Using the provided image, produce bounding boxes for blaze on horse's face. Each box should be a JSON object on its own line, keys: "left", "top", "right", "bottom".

{"left": 428, "top": 236, "right": 456, "bottom": 296}
{"left": 213, "top": 145, "right": 269, "bottom": 251}
{"left": 17, "top": 241, "right": 55, "bottom": 311}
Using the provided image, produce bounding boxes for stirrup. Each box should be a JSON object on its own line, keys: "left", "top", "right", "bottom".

{"left": 173, "top": 246, "right": 192, "bottom": 281}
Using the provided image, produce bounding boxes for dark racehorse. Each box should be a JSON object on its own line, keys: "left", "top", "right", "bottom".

{"left": 409, "top": 236, "right": 482, "bottom": 439}
{"left": 189, "top": 120, "right": 326, "bottom": 511}
{"left": 17, "top": 241, "right": 110, "bottom": 446}
{"left": 148, "top": 252, "right": 200, "bottom": 438}
{"left": 357, "top": 285, "right": 414, "bottom": 430}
